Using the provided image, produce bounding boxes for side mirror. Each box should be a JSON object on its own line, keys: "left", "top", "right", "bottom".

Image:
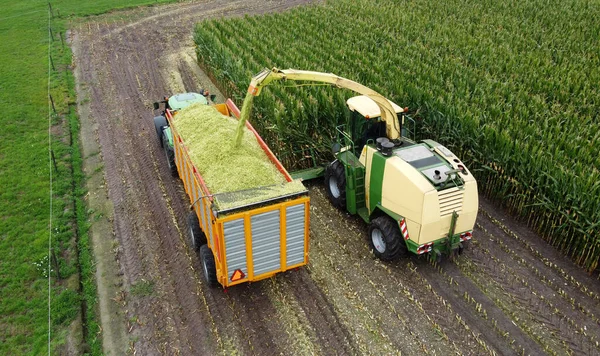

{"left": 331, "top": 143, "right": 341, "bottom": 154}
{"left": 153, "top": 102, "right": 159, "bottom": 110}
{"left": 210, "top": 94, "right": 217, "bottom": 102}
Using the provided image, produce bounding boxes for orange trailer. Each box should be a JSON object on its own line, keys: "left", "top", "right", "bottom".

{"left": 153, "top": 94, "right": 310, "bottom": 288}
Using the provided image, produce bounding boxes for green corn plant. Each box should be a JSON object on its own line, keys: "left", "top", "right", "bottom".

{"left": 194, "top": 0, "right": 600, "bottom": 272}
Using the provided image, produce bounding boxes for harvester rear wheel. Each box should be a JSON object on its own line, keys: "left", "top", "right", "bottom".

{"left": 325, "top": 159, "right": 346, "bottom": 210}
{"left": 162, "top": 134, "right": 177, "bottom": 177}
{"left": 153, "top": 116, "right": 167, "bottom": 147}
{"left": 188, "top": 212, "right": 207, "bottom": 252}
{"left": 368, "top": 216, "right": 407, "bottom": 260}
{"left": 200, "top": 245, "right": 218, "bottom": 287}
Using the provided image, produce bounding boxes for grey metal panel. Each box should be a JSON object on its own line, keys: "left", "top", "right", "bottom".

{"left": 285, "top": 204, "right": 306, "bottom": 267}
{"left": 409, "top": 156, "right": 443, "bottom": 169}
{"left": 394, "top": 145, "right": 433, "bottom": 162}
{"left": 251, "top": 210, "right": 281, "bottom": 276}
{"left": 224, "top": 218, "right": 247, "bottom": 278}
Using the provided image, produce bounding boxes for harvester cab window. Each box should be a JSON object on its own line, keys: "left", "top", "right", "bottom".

{"left": 350, "top": 111, "right": 386, "bottom": 154}
{"left": 346, "top": 95, "right": 404, "bottom": 153}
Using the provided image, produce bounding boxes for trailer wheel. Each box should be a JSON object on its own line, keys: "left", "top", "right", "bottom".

{"left": 162, "top": 134, "right": 177, "bottom": 176}
{"left": 325, "top": 159, "right": 346, "bottom": 209}
{"left": 153, "top": 115, "right": 167, "bottom": 147}
{"left": 200, "top": 245, "right": 218, "bottom": 287}
{"left": 188, "top": 212, "right": 207, "bottom": 252}
{"left": 368, "top": 216, "right": 407, "bottom": 260}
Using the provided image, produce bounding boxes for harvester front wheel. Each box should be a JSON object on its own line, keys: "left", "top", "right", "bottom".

{"left": 162, "top": 134, "right": 177, "bottom": 177}
{"left": 368, "top": 216, "right": 407, "bottom": 260}
{"left": 200, "top": 245, "right": 218, "bottom": 287}
{"left": 188, "top": 212, "right": 207, "bottom": 252}
{"left": 325, "top": 159, "right": 346, "bottom": 210}
{"left": 153, "top": 116, "right": 167, "bottom": 147}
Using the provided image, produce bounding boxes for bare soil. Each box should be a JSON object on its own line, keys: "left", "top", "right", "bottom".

{"left": 71, "top": 1, "right": 600, "bottom": 355}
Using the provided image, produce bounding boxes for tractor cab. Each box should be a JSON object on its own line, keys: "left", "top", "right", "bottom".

{"left": 153, "top": 91, "right": 217, "bottom": 115}
{"left": 345, "top": 95, "right": 415, "bottom": 155}
{"left": 167, "top": 92, "right": 208, "bottom": 111}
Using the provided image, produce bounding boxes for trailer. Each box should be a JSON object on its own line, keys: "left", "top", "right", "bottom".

{"left": 153, "top": 93, "right": 310, "bottom": 288}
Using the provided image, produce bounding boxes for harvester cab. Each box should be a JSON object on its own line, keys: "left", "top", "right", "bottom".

{"left": 344, "top": 95, "right": 416, "bottom": 156}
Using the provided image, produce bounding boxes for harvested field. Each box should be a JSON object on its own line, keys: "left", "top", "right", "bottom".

{"left": 71, "top": 1, "right": 600, "bottom": 355}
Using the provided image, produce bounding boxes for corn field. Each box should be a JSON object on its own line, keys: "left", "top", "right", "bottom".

{"left": 193, "top": 0, "right": 600, "bottom": 271}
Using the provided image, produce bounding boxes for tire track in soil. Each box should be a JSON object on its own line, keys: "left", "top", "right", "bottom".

{"left": 76, "top": 20, "right": 178, "bottom": 354}
{"left": 479, "top": 202, "right": 600, "bottom": 322}
{"left": 74, "top": 1, "right": 343, "bottom": 355}
{"left": 462, "top": 238, "right": 592, "bottom": 355}
{"left": 419, "top": 258, "right": 546, "bottom": 355}
{"left": 282, "top": 270, "right": 359, "bottom": 355}
{"left": 77, "top": 14, "right": 223, "bottom": 356}
{"left": 309, "top": 184, "right": 535, "bottom": 356}
{"left": 307, "top": 183, "right": 477, "bottom": 355}
{"left": 309, "top": 182, "right": 497, "bottom": 355}
{"left": 472, "top": 211, "right": 600, "bottom": 354}
{"left": 86, "top": 18, "right": 221, "bottom": 355}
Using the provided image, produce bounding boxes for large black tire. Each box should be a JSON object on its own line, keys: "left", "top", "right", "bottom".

{"left": 325, "top": 159, "right": 346, "bottom": 210}
{"left": 154, "top": 116, "right": 167, "bottom": 147}
{"left": 187, "top": 212, "right": 207, "bottom": 252}
{"left": 368, "top": 216, "right": 408, "bottom": 261}
{"left": 162, "top": 134, "right": 177, "bottom": 177}
{"left": 200, "top": 244, "right": 218, "bottom": 287}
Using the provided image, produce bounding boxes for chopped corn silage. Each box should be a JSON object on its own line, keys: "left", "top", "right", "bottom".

{"left": 234, "top": 91, "right": 255, "bottom": 147}
{"left": 174, "top": 103, "right": 305, "bottom": 210}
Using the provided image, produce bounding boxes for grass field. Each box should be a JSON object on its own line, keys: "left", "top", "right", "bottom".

{"left": 194, "top": 0, "right": 600, "bottom": 271}
{"left": 0, "top": 0, "right": 176, "bottom": 354}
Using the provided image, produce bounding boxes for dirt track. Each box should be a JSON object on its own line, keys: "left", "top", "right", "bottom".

{"left": 71, "top": 1, "right": 600, "bottom": 355}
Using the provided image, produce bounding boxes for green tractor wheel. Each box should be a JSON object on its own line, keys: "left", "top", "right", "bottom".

{"left": 368, "top": 216, "right": 407, "bottom": 260}
{"left": 325, "top": 159, "right": 346, "bottom": 210}
{"left": 162, "top": 133, "right": 177, "bottom": 177}
{"left": 153, "top": 115, "right": 167, "bottom": 147}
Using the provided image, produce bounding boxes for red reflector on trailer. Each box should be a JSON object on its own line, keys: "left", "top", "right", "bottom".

{"left": 230, "top": 269, "right": 245, "bottom": 282}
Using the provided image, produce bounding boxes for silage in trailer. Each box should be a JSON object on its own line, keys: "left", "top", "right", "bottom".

{"left": 174, "top": 103, "right": 304, "bottom": 210}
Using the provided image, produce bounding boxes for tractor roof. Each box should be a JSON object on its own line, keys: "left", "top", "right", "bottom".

{"left": 346, "top": 95, "right": 403, "bottom": 119}
{"left": 168, "top": 92, "right": 208, "bottom": 111}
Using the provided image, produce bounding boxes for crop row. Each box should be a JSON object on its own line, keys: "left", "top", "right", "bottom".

{"left": 474, "top": 223, "right": 600, "bottom": 352}
{"left": 193, "top": 0, "right": 599, "bottom": 271}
